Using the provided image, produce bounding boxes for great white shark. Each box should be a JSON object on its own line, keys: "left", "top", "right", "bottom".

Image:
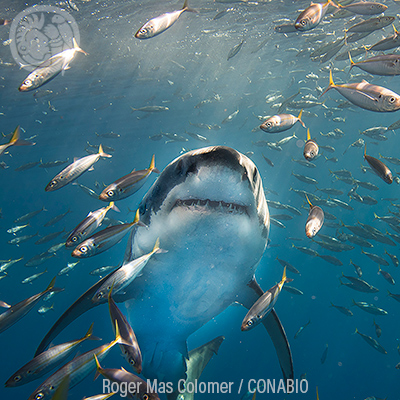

{"left": 36, "top": 146, "right": 293, "bottom": 395}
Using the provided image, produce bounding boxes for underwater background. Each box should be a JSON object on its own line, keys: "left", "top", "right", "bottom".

{"left": 0, "top": 0, "right": 399, "bottom": 399}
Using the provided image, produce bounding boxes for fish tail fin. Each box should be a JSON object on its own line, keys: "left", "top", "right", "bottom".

{"left": 9, "top": 125, "right": 20, "bottom": 145}
{"left": 109, "top": 201, "right": 120, "bottom": 213}
{"left": 387, "top": 289, "right": 392, "bottom": 296}
{"left": 152, "top": 237, "right": 160, "bottom": 253}
{"left": 149, "top": 154, "right": 160, "bottom": 173}
{"left": 394, "top": 24, "right": 399, "bottom": 37}
{"left": 93, "top": 354, "right": 102, "bottom": 380}
{"left": 378, "top": 153, "right": 382, "bottom": 158}
{"left": 364, "top": 144, "right": 367, "bottom": 159}
{"left": 44, "top": 277, "right": 56, "bottom": 293}
{"left": 306, "top": 128, "right": 311, "bottom": 141}
{"left": 298, "top": 109, "right": 306, "bottom": 128}
{"left": 281, "top": 266, "right": 287, "bottom": 285}
{"left": 98, "top": 144, "right": 112, "bottom": 158}
{"left": 373, "top": 212, "right": 379, "bottom": 219}
{"left": 183, "top": 0, "right": 198, "bottom": 12}
{"left": 305, "top": 194, "right": 313, "bottom": 208}
{"left": 82, "top": 322, "right": 98, "bottom": 342}
{"left": 130, "top": 107, "right": 137, "bottom": 113}
{"left": 72, "top": 38, "right": 88, "bottom": 55}
{"left": 348, "top": 51, "right": 355, "bottom": 73}
{"left": 316, "top": 387, "right": 319, "bottom": 400}
{"left": 132, "top": 209, "right": 146, "bottom": 228}
{"left": 320, "top": 70, "right": 335, "bottom": 97}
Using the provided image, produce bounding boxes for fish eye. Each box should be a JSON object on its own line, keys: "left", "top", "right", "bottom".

{"left": 72, "top": 236, "right": 78, "bottom": 242}
{"left": 13, "top": 375, "right": 21, "bottom": 381}
{"left": 310, "top": 151, "right": 314, "bottom": 157}
{"left": 389, "top": 97, "right": 396, "bottom": 103}
{"left": 96, "top": 292, "right": 103, "bottom": 299}
{"left": 129, "top": 358, "right": 135, "bottom": 365}
{"left": 24, "top": 79, "right": 32, "bottom": 87}
{"left": 79, "top": 245, "right": 88, "bottom": 253}
{"left": 300, "top": 20, "right": 307, "bottom": 26}
{"left": 246, "top": 320, "right": 253, "bottom": 327}
{"left": 35, "top": 393, "right": 44, "bottom": 400}
{"left": 50, "top": 180, "right": 57, "bottom": 187}
{"left": 266, "top": 122, "right": 272, "bottom": 127}
{"left": 107, "top": 190, "right": 114, "bottom": 197}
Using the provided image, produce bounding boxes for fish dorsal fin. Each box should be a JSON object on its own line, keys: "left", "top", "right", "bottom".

{"left": 306, "top": 128, "right": 311, "bottom": 141}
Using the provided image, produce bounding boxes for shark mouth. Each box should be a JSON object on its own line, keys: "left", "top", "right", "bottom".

{"left": 171, "top": 198, "right": 249, "bottom": 215}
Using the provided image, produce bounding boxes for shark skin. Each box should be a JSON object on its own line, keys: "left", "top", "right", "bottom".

{"left": 36, "top": 146, "right": 293, "bottom": 393}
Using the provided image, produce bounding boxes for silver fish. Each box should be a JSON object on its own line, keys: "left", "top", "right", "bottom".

{"left": 135, "top": 0, "right": 197, "bottom": 39}
{"left": 322, "top": 70, "right": 400, "bottom": 112}
{"left": 303, "top": 128, "right": 319, "bottom": 161}
{"left": 45, "top": 145, "right": 112, "bottom": 191}
{"left": 18, "top": 39, "right": 86, "bottom": 91}
{"left": 0, "top": 278, "right": 56, "bottom": 333}
{"left": 305, "top": 195, "right": 324, "bottom": 238}
{"left": 241, "top": 268, "right": 287, "bottom": 331}
{"left": 99, "top": 155, "right": 160, "bottom": 202}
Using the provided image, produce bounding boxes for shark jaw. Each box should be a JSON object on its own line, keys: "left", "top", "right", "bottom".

{"left": 127, "top": 146, "right": 269, "bottom": 264}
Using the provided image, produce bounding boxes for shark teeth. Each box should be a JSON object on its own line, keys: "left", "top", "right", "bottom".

{"left": 172, "top": 198, "right": 249, "bottom": 215}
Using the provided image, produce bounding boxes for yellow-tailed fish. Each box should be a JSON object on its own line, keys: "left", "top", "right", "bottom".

{"left": 92, "top": 238, "right": 162, "bottom": 303}
{"left": 0, "top": 277, "right": 57, "bottom": 333}
{"left": 322, "top": 70, "right": 400, "bottom": 112}
{"left": 305, "top": 195, "right": 324, "bottom": 238}
{"left": 349, "top": 52, "right": 400, "bottom": 76}
{"left": 241, "top": 267, "right": 287, "bottom": 331}
{"left": 19, "top": 38, "right": 87, "bottom": 92}
{"left": 28, "top": 323, "right": 125, "bottom": 400}
{"left": 303, "top": 128, "right": 319, "bottom": 161}
{"left": 135, "top": 0, "right": 197, "bottom": 39}
{"left": 66, "top": 202, "right": 120, "bottom": 247}
{"left": 5, "top": 323, "right": 98, "bottom": 387}
{"left": 45, "top": 145, "right": 112, "bottom": 192}
{"left": 260, "top": 109, "right": 305, "bottom": 133}
{"left": 108, "top": 286, "right": 142, "bottom": 373}
{"left": 93, "top": 355, "right": 160, "bottom": 400}
{"left": 99, "top": 154, "right": 160, "bottom": 202}
{"left": 337, "top": 1, "right": 387, "bottom": 15}
{"left": 71, "top": 211, "right": 145, "bottom": 258}
{"left": 295, "top": 0, "right": 338, "bottom": 31}
{"left": 364, "top": 145, "right": 393, "bottom": 184}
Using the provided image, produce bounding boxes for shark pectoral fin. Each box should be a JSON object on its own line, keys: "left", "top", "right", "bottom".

{"left": 263, "top": 309, "right": 294, "bottom": 382}
{"left": 35, "top": 268, "right": 121, "bottom": 356}
{"left": 242, "top": 278, "right": 294, "bottom": 382}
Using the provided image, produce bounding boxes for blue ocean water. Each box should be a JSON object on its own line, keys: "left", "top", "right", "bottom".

{"left": 0, "top": 0, "right": 399, "bottom": 399}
